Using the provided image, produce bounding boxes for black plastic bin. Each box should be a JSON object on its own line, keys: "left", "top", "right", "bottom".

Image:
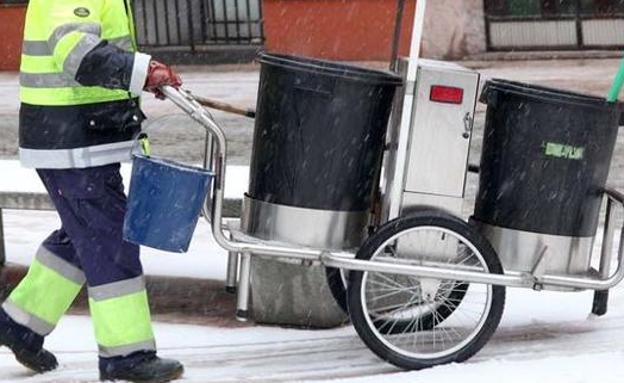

{"left": 248, "top": 52, "right": 403, "bottom": 212}
{"left": 473, "top": 79, "right": 621, "bottom": 237}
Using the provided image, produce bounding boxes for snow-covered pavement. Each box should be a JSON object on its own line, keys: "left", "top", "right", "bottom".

{"left": 3, "top": 200, "right": 624, "bottom": 382}
{"left": 2, "top": 286, "right": 624, "bottom": 382}
{"left": 3, "top": 209, "right": 229, "bottom": 280}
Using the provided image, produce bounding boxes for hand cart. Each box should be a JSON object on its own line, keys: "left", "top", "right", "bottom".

{"left": 158, "top": 83, "right": 624, "bottom": 371}
{"left": 148, "top": 0, "right": 624, "bottom": 371}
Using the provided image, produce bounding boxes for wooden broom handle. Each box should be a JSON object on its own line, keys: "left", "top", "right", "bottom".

{"left": 192, "top": 94, "right": 256, "bottom": 119}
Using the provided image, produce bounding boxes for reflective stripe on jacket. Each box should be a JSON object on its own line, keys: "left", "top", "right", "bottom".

{"left": 19, "top": 0, "right": 151, "bottom": 169}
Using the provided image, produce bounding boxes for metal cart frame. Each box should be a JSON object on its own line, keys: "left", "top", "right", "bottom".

{"left": 161, "top": 83, "right": 624, "bottom": 310}
{"left": 155, "top": 0, "right": 624, "bottom": 371}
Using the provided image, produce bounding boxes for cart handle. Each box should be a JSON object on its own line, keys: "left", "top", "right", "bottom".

{"left": 160, "top": 86, "right": 356, "bottom": 260}
{"left": 160, "top": 86, "right": 231, "bottom": 247}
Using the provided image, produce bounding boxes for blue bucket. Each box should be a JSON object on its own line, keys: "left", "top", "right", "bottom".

{"left": 123, "top": 155, "right": 214, "bottom": 253}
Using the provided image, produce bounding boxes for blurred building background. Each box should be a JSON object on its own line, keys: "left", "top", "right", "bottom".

{"left": 486, "top": 0, "right": 624, "bottom": 50}
{"left": 1, "top": 0, "right": 624, "bottom": 70}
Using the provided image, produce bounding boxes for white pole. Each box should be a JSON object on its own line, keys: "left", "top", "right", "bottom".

{"left": 387, "top": 0, "right": 427, "bottom": 219}
{"left": 406, "top": 0, "right": 427, "bottom": 82}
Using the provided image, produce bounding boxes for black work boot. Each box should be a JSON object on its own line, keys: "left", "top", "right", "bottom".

{"left": 100, "top": 353, "right": 184, "bottom": 383}
{"left": 0, "top": 311, "right": 58, "bottom": 373}
{"left": 10, "top": 347, "right": 58, "bottom": 373}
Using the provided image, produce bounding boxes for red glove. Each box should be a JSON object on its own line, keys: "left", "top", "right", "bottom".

{"left": 144, "top": 60, "right": 182, "bottom": 99}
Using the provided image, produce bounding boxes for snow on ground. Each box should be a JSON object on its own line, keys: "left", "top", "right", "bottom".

{"left": 2, "top": 286, "right": 624, "bottom": 382}
{"left": 3, "top": 209, "right": 229, "bottom": 280}
{"left": 1, "top": 159, "right": 250, "bottom": 280}
{"left": 0, "top": 314, "right": 357, "bottom": 382}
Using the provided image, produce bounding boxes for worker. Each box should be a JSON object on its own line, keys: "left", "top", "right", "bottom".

{"left": 0, "top": 1, "right": 184, "bottom": 382}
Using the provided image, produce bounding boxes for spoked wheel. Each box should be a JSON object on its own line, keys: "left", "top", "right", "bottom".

{"left": 348, "top": 210, "right": 505, "bottom": 370}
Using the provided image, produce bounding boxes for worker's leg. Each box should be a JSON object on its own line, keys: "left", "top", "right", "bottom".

{"left": 34, "top": 165, "right": 165, "bottom": 372}
{"left": 0, "top": 166, "right": 86, "bottom": 372}
{"left": 1, "top": 229, "right": 85, "bottom": 343}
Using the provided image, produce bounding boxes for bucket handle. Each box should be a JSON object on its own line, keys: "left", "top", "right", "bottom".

{"left": 159, "top": 86, "right": 226, "bottom": 229}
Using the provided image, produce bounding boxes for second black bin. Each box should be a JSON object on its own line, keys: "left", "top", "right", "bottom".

{"left": 243, "top": 52, "right": 402, "bottom": 249}
{"left": 473, "top": 79, "right": 620, "bottom": 277}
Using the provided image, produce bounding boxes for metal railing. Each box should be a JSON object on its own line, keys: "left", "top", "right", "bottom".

{"left": 2, "top": 0, "right": 264, "bottom": 50}
{"left": 133, "top": 0, "right": 264, "bottom": 51}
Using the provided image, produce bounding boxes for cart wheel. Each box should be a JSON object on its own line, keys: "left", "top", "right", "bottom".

{"left": 348, "top": 210, "right": 505, "bottom": 370}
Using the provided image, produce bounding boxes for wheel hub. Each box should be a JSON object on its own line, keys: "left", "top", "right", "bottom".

{"left": 419, "top": 278, "right": 442, "bottom": 303}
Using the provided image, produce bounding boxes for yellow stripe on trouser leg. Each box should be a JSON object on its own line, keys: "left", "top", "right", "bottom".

{"left": 5, "top": 259, "right": 83, "bottom": 335}
{"left": 89, "top": 288, "right": 155, "bottom": 357}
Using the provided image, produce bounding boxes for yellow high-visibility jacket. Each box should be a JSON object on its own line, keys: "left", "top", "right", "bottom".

{"left": 19, "top": 0, "right": 152, "bottom": 169}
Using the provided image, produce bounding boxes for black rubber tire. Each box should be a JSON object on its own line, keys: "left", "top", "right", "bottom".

{"left": 348, "top": 210, "right": 506, "bottom": 370}
{"left": 326, "top": 267, "right": 349, "bottom": 314}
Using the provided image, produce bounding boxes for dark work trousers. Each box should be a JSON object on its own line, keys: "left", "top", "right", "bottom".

{"left": 38, "top": 164, "right": 142, "bottom": 286}
{"left": 0, "top": 164, "right": 155, "bottom": 372}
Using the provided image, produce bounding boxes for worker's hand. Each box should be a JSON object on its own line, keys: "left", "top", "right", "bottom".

{"left": 144, "top": 60, "right": 182, "bottom": 99}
